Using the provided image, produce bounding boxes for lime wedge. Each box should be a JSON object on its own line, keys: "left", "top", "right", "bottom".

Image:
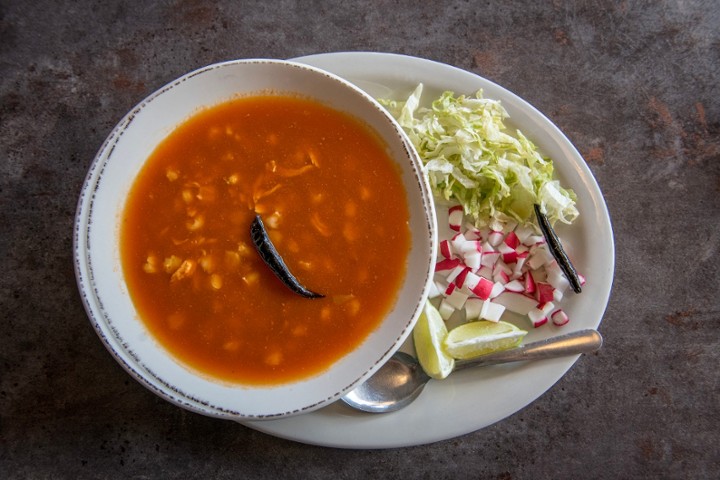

{"left": 443, "top": 320, "right": 527, "bottom": 360}
{"left": 413, "top": 301, "right": 455, "bottom": 379}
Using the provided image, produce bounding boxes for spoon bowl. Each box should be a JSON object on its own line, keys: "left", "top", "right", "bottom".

{"left": 341, "top": 329, "right": 603, "bottom": 413}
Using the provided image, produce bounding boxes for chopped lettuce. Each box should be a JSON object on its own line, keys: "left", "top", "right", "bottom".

{"left": 380, "top": 84, "right": 578, "bottom": 227}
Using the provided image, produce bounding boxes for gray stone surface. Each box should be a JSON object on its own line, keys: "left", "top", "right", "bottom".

{"left": 1, "top": 0, "right": 719, "bottom": 478}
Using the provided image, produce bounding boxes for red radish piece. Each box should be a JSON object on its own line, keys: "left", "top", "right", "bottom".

{"left": 453, "top": 267, "right": 471, "bottom": 288}
{"left": 463, "top": 271, "right": 481, "bottom": 291}
{"left": 535, "top": 282, "right": 555, "bottom": 304}
{"left": 464, "top": 223, "right": 482, "bottom": 240}
{"left": 502, "top": 250, "right": 518, "bottom": 264}
{"left": 527, "top": 245, "right": 554, "bottom": 270}
{"left": 481, "top": 251, "right": 501, "bottom": 268}
{"left": 514, "top": 224, "right": 535, "bottom": 244}
{"left": 448, "top": 205, "right": 463, "bottom": 232}
{"left": 446, "top": 265, "right": 466, "bottom": 283}
{"left": 524, "top": 271, "right": 537, "bottom": 294}
{"left": 464, "top": 251, "right": 482, "bottom": 271}
{"left": 450, "top": 232, "right": 467, "bottom": 253}
{"left": 489, "top": 281, "right": 505, "bottom": 299}
{"left": 470, "top": 276, "right": 495, "bottom": 300}
{"left": 464, "top": 297, "right": 483, "bottom": 320}
{"left": 480, "top": 300, "right": 505, "bottom": 322}
{"left": 438, "top": 299, "right": 455, "bottom": 320}
{"left": 493, "top": 291, "right": 537, "bottom": 315}
{"left": 439, "top": 239, "right": 454, "bottom": 259}
{"left": 527, "top": 307, "right": 548, "bottom": 328}
{"left": 493, "top": 269, "right": 510, "bottom": 285}
{"left": 488, "top": 230, "right": 504, "bottom": 247}
{"left": 428, "top": 281, "right": 442, "bottom": 298}
{"left": 504, "top": 231, "right": 520, "bottom": 249}
{"left": 551, "top": 309, "right": 569, "bottom": 326}
{"left": 460, "top": 239, "right": 483, "bottom": 254}
{"left": 445, "top": 287, "right": 469, "bottom": 310}
{"left": 435, "top": 258, "right": 461, "bottom": 272}
{"left": 523, "top": 234, "right": 546, "bottom": 247}
{"left": 512, "top": 253, "right": 529, "bottom": 278}
{"left": 504, "top": 279, "right": 525, "bottom": 293}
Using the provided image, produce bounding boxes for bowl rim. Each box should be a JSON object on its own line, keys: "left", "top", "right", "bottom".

{"left": 73, "top": 58, "right": 437, "bottom": 419}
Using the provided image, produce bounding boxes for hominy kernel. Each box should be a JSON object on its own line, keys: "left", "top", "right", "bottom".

{"left": 170, "top": 260, "right": 196, "bottom": 282}
{"left": 166, "top": 168, "right": 179, "bottom": 182}
{"left": 163, "top": 255, "right": 182, "bottom": 273}
{"left": 186, "top": 214, "right": 205, "bottom": 231}
{"left": 210, "top": 273, "right": 223, "bottom": 290}
{"left": 265, "top": 350, "right": 283, "bottom": 366}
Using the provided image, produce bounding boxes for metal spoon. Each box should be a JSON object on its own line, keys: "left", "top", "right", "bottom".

{"left": 341, "top": 328, "right": 603, "bottom": 413}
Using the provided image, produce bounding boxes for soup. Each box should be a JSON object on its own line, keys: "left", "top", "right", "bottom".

{"left": 120, "top": 95, "right": 411, "bottom": 385}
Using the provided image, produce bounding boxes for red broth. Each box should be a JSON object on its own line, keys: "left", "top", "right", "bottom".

{"left": 120, "top": 95, "right": 411, "bottom": 385}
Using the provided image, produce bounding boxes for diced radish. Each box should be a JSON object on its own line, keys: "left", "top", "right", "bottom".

{"left": 535, "top": 282, "right": 555, "bottom": 304}
{"left": 460, "top": 239, "right": 482, "bottom": 254}
{"left": 481, "top": 251, "right": 500, "bottom": 268}
{"left": 464, "top": 297, "right": 483, "bottom": 320}
{"left": 527, "top": 307, "right": 548, "bottom": 328}
{"left": 538, "top": 301, "right": 555, "bottom": 315}
{"left": 438, "top": 299, "right": 455, "bottom": 320}
{"left": 488, "top": 230, "right": 504, "bottom": 247}
{"left": 527, "top": 245, "right": 554, "bottom": 270}
{"left": 551, "top": 309, "right": 569, "bottom": 326}
{"left": 435, "top": 258, "right": 461, "bottom": 272}
{"left": 504, "top": 231, "right": 520, "bottom": 249}
{"left": 502, "top": 250, "right": 518, "bottom": 264}
{"left": 448, "top": 205, "right": 463, "bottom": 232}
{"left": 553, "top": 288, "right": 564, "bottom": 303}
{"left": 512, "top": 255, "right": 527, "bottom": 279}
{"left": 504, "top": 279, "right": 525, "bottom": 293}
{"left": 523, "top": 234, "right": 546, "bottom": 246}
{"left": 489, "top": 281, "right": 505, "bottom": 299}
{"left": 450, "top": 232, "right": 467, "bottom": 253}
{"left": 497, "top": 242, "right": 515, "bottom": 254}
{"left": 578, "top": 273, "right": 586, "bottom": 286}
{"left": 464, "top": 251, "right": 482, "bottom": 271}
{"left": 439, "top": 239, "right": 454, "bottom": 259}
{"left": 492, "top": 292, "right": 537, "bottom": 315}
{"left": 513, "top": 224, "right": 535, "bottom": 244}
{"left": 444, "top": 282, "right": 456, "bottom": 296}
{"left": 464, "top": 223, "right": 482, "bottom": 240}
{"left": 480, "top": 300, "right": 505, "bottom": 322}
{"left": 427, "top": 281, "right": 442, "bottom": 298}
{"left": 470, "top": 276, "right": 495, "bottom": 300}
{"left": 446, "top": 265, "right": 466, "bottom": 283}
{"left": 481, "top": 241, "right": 496, "bottom": 253}
{"left": 524, "top": 271, "right": 537, "bottom": 294}
{"left": 494, "top": 261, "right": 512, "bottom": 276}
{"left": 445, "top": 287, "right": 469, "bottom": 310}
{"left": 463, "top": 271, "right": 481, "bottom": 291}
{"left": 453, "top": 267, "right": 470, "bottom": 288}
{"left": 493, "top": 269, "right": 509, "bottom": 285}
{"left": 547, "top": 269, "right": 570, "bottom": 293}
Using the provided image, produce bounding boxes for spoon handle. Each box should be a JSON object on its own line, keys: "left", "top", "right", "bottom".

{"left": 453, "top": 329, "right": 603, "bottom": 372}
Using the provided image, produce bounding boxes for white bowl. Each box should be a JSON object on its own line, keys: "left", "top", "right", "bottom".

{"left": 74, "top": 59, "right": 437, "bottom": 419}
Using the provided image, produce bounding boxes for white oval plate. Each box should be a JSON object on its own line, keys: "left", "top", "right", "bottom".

{"left": 239, "top": 52, "right": 615, "bottom": 447}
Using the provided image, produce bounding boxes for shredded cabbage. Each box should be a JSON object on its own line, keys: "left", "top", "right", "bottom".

{"left": 380, "top": 84, "right": 578, "bottom": 227}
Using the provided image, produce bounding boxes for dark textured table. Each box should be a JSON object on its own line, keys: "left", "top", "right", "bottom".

{"left": 2, "top": 1, "right": 719, "bottom": 478}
